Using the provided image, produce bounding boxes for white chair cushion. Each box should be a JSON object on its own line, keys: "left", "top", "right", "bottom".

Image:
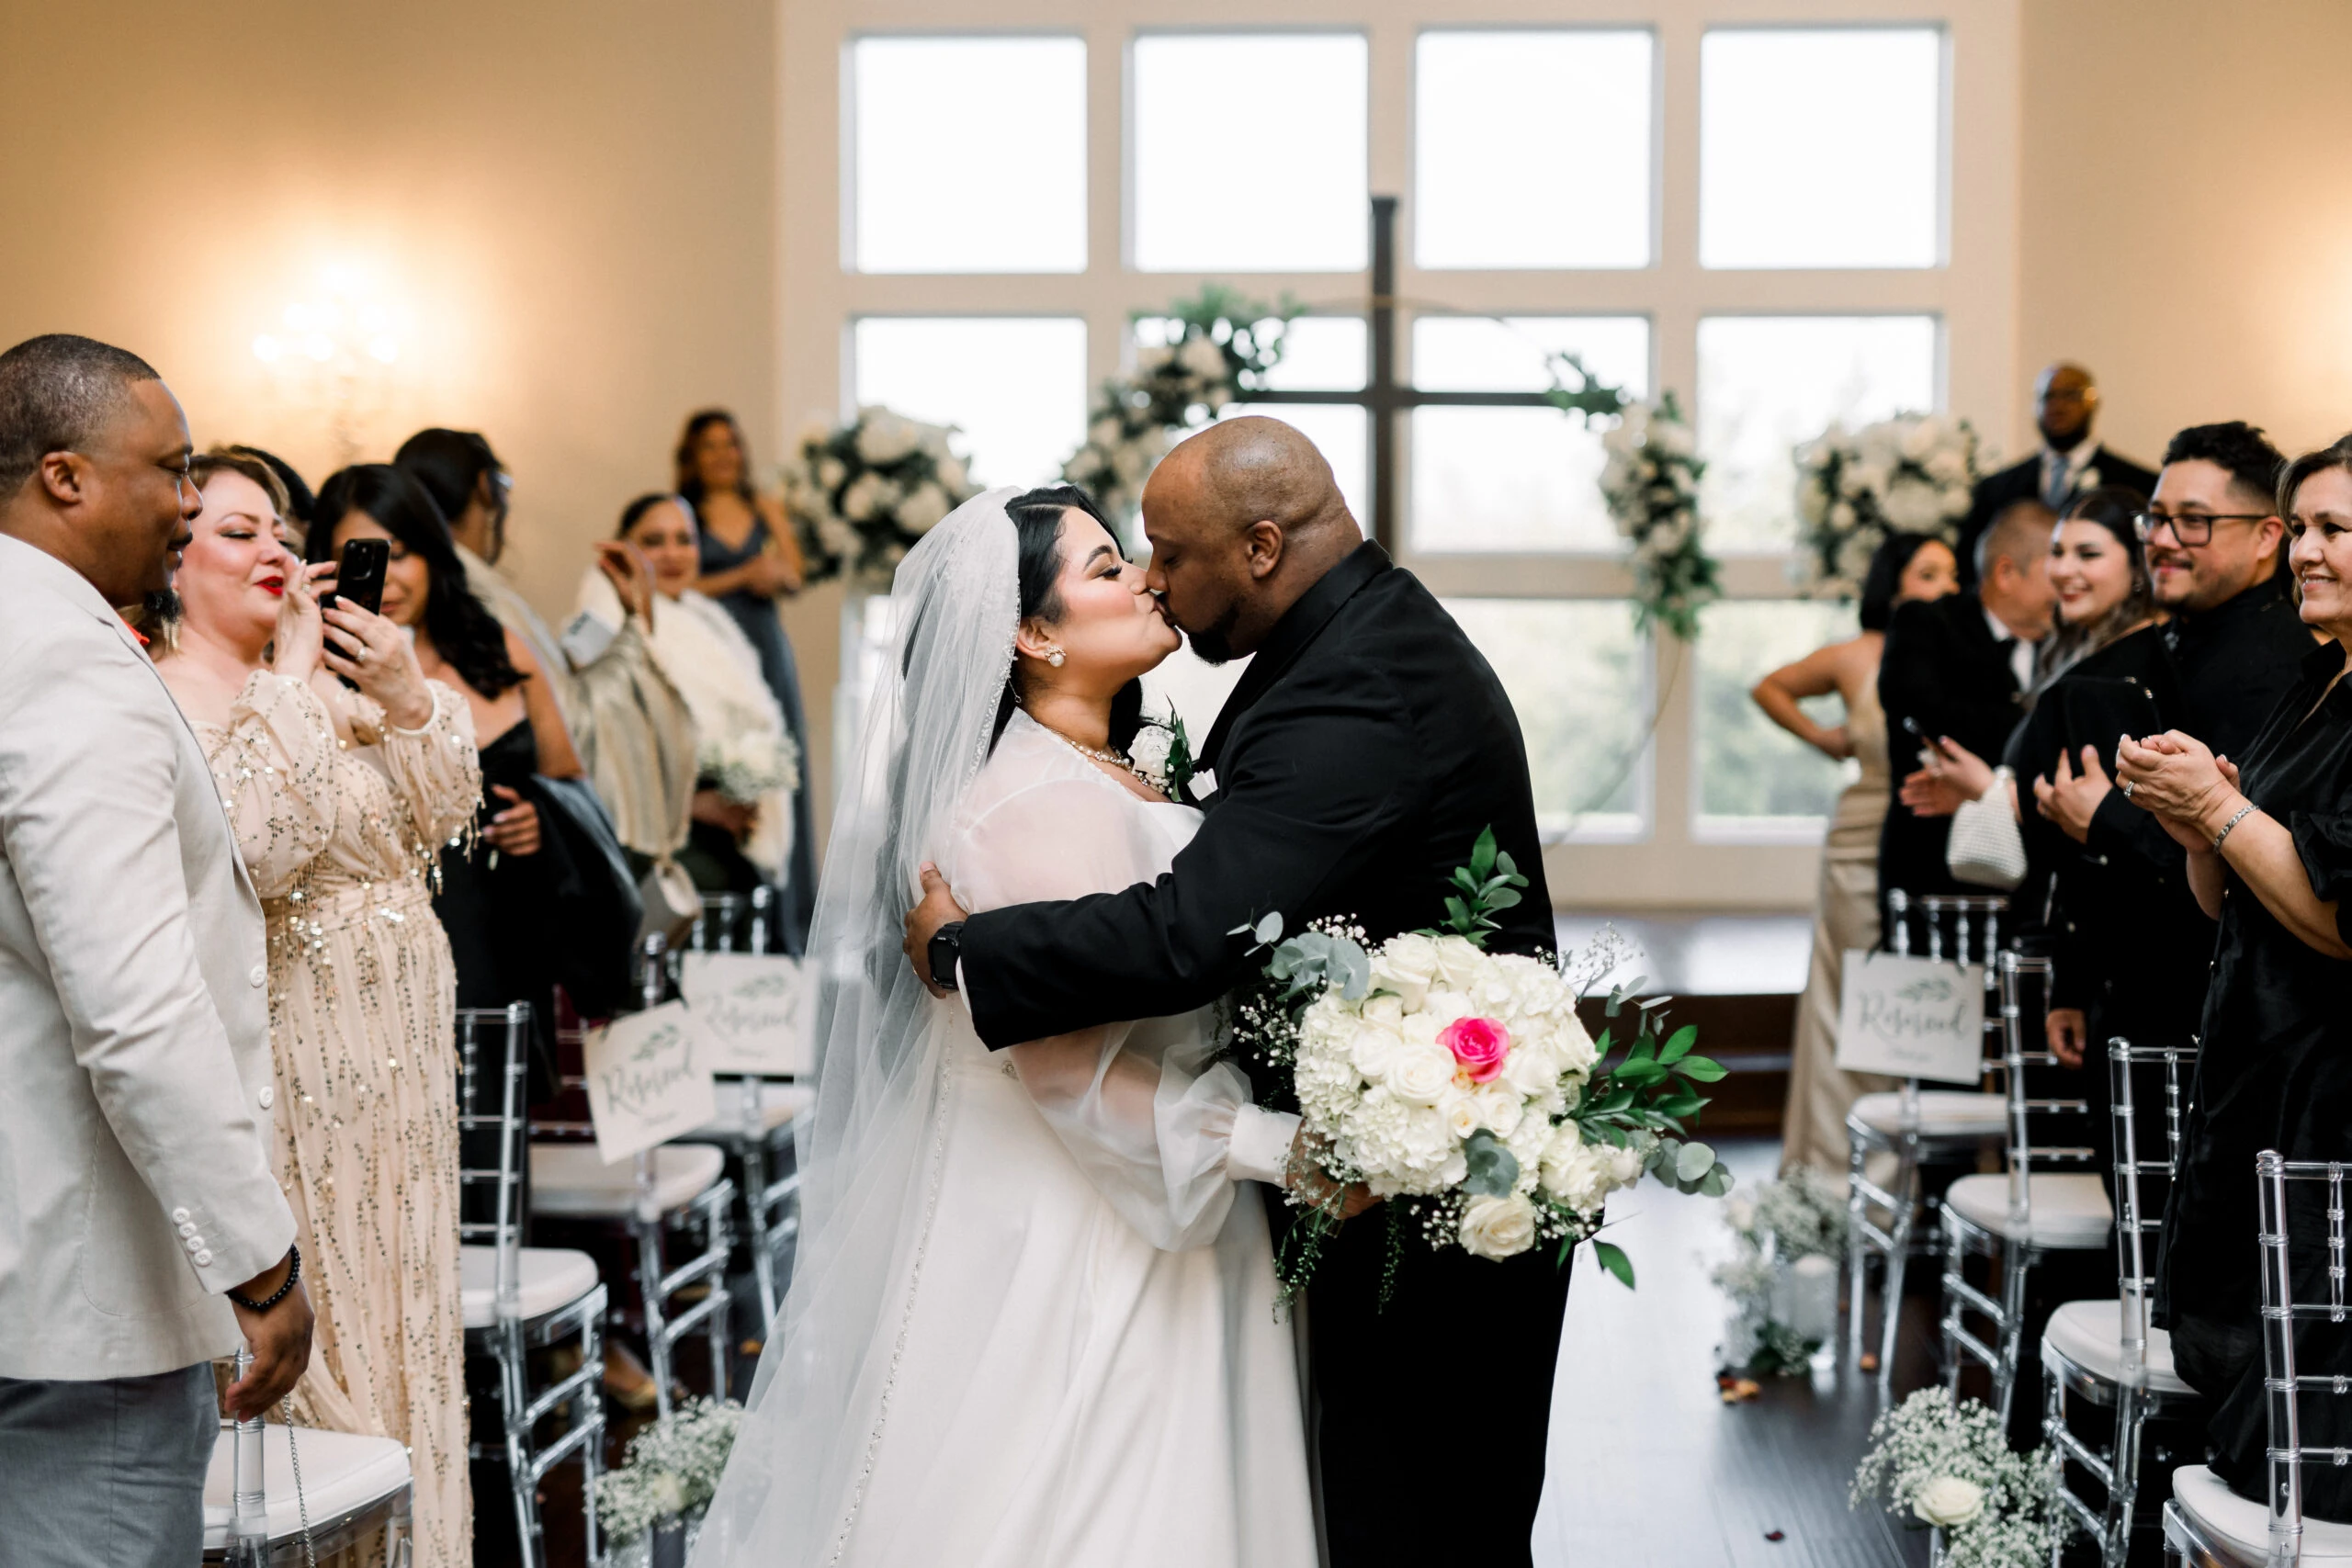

{"left": 2175, "top": 1462, "right": 2352, "bottom": 1563}
{"left": 2039, "top": 1299, "right": 2197, "bottom": 1396}
{"left": 529, "top": 1142, "right": 727, "bottom": 1218}
{"left": 1849, "top": 1090, "right": 2007, "bottom": 1137}
{"left": 459, "top": 1244, "right": 601, "bottom": 1328}
{"left": 679, "top": 1079, "right": 815, "bottom": 1142}
{"left": 1944, "top": 1172, "right": 2112, "bottom": 1248}
{"left": 203, "top": 1424, "right": 410, "bottom": 1546}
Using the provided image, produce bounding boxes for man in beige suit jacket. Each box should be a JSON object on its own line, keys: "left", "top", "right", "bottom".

{"left": 0, "top": 335, "right": 312, "bottom": 1565}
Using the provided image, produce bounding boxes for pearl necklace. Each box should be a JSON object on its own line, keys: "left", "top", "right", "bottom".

{"left": 1036, "top": 722, "right": 1162, "bottom": 795}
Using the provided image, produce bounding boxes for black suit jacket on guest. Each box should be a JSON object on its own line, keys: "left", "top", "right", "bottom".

{"left": 1957, "top": 444, "right": 2158, "bottom": 587}
{"left": 1876, "top": 592, "right": 2033, "bottom": 911}
{"left": 963, "top": 540, "right": 1554, "bottom": 1051}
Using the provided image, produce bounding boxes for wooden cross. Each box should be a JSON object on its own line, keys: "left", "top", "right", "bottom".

{"left": 1232, "top": 195, "right": 1564, "bottom": 554}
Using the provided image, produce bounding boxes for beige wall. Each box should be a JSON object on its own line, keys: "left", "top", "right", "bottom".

{"left": 2015, "top": 0, "right": 2352, "bottom": 468}
{"left": 0, "top": 0, "right": 835, "bottom": 724}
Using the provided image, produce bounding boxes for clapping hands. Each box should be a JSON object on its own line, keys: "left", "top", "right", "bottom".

{"left": 2114, "top": 731, "right": 2242, "bottom": 852}
{"left": 2032, "top": 746, "right": 2113, "bottom": 844}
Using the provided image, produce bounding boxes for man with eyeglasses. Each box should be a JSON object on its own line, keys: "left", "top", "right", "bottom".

{"left": 1958, "top": 362, "right": 2156, "bottom": 590}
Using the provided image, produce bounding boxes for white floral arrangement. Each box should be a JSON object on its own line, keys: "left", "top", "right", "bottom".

{"left": 595, "top": 1398, "right": 743, "bottom": 1548}
{"left": 781, "top": 406, "right": 981, "bottom": 587}
{"left": 1851, "top": 1388, "right": 2061, "bottom": 1568}
{"left": 1794, "top": 413, "right": 1983, "bottom": 599}
{"left": 1711, "top": 1165, "right": 1848, "bottom": 1374}
{"left": 1062, "top": 285, "right": 1296, "bottom": 526}
{"left": 1600, "top": 392, "right": 1721, "bottom": 641}
{"left": 1230, "top": 830, "right": 1734, "bottom": 1303}
{"left": 697, "top": 721, "right": 801, "bottom": 807}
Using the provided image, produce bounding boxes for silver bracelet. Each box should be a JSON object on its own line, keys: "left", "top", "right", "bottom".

{"left": 2212, "top": 802, "right": 2256, "bottom": 852}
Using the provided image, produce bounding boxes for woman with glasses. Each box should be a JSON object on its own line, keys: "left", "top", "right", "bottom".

{"left": 2118, "top": 435, "right": 2352, "bottom": 1517}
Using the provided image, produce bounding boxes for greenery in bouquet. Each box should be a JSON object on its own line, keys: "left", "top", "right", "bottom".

{"left": 697, "top": 722, "right": 801, "bottom": 807}
{"left": 594, "top": 1397, "right": 744, "bottom": 1546}
{"left": 781, "top": 406, "right": 981, "bottom": 587}
{"left": 1226, "top": 828, "right": 1736, "bottom": 1308}
{"left": 1851, "top": 1388, "right": 2062, "bottom": 1568}
{"left": 1794, "top": 413, "right": 1982, "bottom": 599}
{"left": 1062, "top": 284, "right": 1300, "bottom": 528}
{"left": 1711, "top": 1165, "right": 1848, "bottom": 1375}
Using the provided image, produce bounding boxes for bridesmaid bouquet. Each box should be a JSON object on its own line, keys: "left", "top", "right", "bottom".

{"left": 698, "top": 726, "right": 801, "bottom": 806}
{"left": 1229, "top": 829, "right": 1735, "bottom": 1302}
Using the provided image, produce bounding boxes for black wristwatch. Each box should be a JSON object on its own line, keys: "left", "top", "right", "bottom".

{"left": 928, "top": 920, "right": 967, "bottom": 993}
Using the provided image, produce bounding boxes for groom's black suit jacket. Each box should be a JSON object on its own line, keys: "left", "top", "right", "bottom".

{"left": 961, "top": 542, "right": 1566, "bottom": 1568}
{"left": 963, "top": 540, "right": 1554, "bottom": 1050}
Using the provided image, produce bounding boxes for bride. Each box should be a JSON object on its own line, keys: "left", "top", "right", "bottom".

{"left": 693, "top": 486, "right": 1317, "bottom": 1566}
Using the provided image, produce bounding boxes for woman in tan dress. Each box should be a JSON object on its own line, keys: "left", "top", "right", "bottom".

{"left": 1754, "top": 534, "right": 1958, "bottom": 1173}
{"left": 153, "top": 449, "right": 481, "bottom": 1566}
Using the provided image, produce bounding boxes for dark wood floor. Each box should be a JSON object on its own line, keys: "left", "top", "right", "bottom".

{"left": 1535, "top": 1137, "right": 1941, "bottom": 1568}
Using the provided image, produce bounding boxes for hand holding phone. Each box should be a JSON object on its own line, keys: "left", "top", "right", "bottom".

{"left": 318, "top": 538, "right": 389, "bottom": 618}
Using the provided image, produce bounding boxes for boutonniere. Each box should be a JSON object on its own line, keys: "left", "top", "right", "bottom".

{"left": 1131, "top": 708, "right": 1196, "bottom": 802}
{"left": 2077, "top": 466, "right": 2101, "bottom": 494}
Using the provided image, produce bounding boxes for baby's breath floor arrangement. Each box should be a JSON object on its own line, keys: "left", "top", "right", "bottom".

{"left": 1711, "top": 1165, "right": 1848, "bottom": 1375}
{"left": 1851, "top": 1387, "right": 2063, "bottom": 1568}
{"left": 597, "top": 1398, "right": 744, "bottom": 1557}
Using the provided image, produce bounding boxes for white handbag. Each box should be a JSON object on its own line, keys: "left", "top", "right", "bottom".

{"left": 1946, "top": 766, "right": 2027, "bottom": 890}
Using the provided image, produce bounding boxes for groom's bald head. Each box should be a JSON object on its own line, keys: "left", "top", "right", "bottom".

{"left": 1139, "top": 417, "right": 1363, "bottom": 664}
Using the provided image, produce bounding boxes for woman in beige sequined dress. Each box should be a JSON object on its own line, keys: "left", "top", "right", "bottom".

{"left": 153, "top": 451, "right": 481, "bottom": 1566}
{"left": 1754, "top": 535, "right": 1957, "bottom": 1173}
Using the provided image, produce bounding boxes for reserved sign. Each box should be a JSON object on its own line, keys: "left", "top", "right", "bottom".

{"left": 679, "top": 953, "right": 813, "bottom": 1076}
{"left": 1834, "top": 951, "right": 1986, "bottom": 1084}
{"left": 583, "top": 1001, "right": 718, "bottom": 1163}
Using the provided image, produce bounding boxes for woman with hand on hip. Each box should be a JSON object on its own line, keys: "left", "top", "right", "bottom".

{"left": 153, "top": 451, "right": 482, "bottom": 1567}
{"left": 2118, "top": 437, "right": 2352, "bottom": 1519}
{"left": 676, "top": 410, "right": 815, "bottom": 947}
{"left": 1756, "top": 533, "right": 1958, "bottom": 1173}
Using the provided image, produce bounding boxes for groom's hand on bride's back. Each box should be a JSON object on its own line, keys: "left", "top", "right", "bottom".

{"left": 903, "top": 863, "right": 969, "bottom": 998}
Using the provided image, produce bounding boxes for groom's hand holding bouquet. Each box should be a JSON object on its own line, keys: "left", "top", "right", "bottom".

{"left": 1230, "top": 829, "right": 1736, "bottom": 1304}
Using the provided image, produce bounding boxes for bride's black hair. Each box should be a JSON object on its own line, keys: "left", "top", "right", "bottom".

{"left": 991, "top": 483, "right": 1147, "bottom": 755}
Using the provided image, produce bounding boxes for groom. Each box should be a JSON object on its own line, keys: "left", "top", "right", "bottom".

{"left": 906, "top": 416, "right": 1569, "bottom": 1567}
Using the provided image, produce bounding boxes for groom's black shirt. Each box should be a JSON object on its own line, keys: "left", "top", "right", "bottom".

{"left": 963, "top": 541, "right": 1554, "bottom": 1052}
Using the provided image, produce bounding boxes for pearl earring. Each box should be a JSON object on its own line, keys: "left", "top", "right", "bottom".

{"left": 1046, "top": 649, "right": 1066, "bottom": 668}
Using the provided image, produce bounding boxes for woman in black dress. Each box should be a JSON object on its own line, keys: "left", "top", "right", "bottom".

{"left": 2119, "top": 436, "right": 2351, "bottom": 1514}
{"left": 677, "top": 409, "right": 815, "bottom": 950}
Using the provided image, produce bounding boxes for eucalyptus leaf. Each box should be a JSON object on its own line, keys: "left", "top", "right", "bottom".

{"left": 1254, "top": 911, "right": 1284, "bottom": 945}
{"left": 1675, "top": 1141, "right": 1715, "bottom": 1183}
{"left": 1699, "top": 1166, "right": 1735, "bottom": 1198}
{"left": 1462, "top": 1130, "right": 1521, "bottom": 1198}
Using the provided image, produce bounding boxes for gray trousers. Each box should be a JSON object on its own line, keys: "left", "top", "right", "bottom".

{"left": 0, "top": 1363, "right": 216, "bottom": 1567}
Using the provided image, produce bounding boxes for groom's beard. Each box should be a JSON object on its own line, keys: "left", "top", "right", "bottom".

{"left": 1182, "top": 601, "right": 1246, "bottom": 667}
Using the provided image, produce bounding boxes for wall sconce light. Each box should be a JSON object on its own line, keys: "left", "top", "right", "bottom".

{"left": 252, "top": 265, "right": 413, "bottom": 460}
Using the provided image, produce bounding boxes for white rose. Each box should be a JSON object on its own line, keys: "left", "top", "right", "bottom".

{"left": 1912, "top": 1476, "right": 1984, "bottom": 1529}
{"left": 934, "top": 456, "right": 969, "bottom": 495}
{"left": 1089, "top": 417, "right": 1123, "bottom": 448}
{"left": 797, "top": 416, "right": 834, "bottom": 450}
{"left": 1386, "top": 1042, "right": 1457, "bottom": 1107}
{"left": 1361, "top": 993, "right": 1405, "bottom": 1032}
{"left": 816, "top": 456, "right": 848, "bottom": 490}
{"left": 1443, "top": 1091, "right": 1480, "bottom": 1140}
{"left": 1880, "top": 477, "right": 1944, "bottom": 534}
{"left": 1472, "top": 1083, "right": 1524, "bottom": 1137}
{"left": 1925, "top": 447, "right": 1966, "bottom": 484}
{"left": 1827, "top": 499, "right": 1857, "bottom": 531}
{"left": 1431, "top": 935, "right": 1488, "bottom": 992}
{"left": 1135, "top": 344, "right": 1173, "bottom": 374}
{"left": 854, "top": 412, "right": 921, "bottom": 466}
{"left": 896, "top": 481, "right": 952, "bottom": 536}
{"left": 1458, "top": 1194, "right": 1538, "bottom": 1260}
{"left": 1370, "top": 931, "right": 1441, "bottom": 1010}
{"left": 1500, "top": 1035, "right": 1562, "bottom": 1100}
{"left": 839, "top": 470, "right": 886, "bottom": 523}
{"left": 1843, "top": 461, "right": 1891, "bottom": 500}
{"left": 1179, "top": 335, "right": 1228, "bottom": 382}
{"left": 1349, "top": 1021, "right": 1407, "bottom": 1084}
{"left": 1897, "top": 418, "right": 1938, "bottom": 463}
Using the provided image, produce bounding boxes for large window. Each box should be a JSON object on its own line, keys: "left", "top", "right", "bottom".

{"left": 789, "top": 4, "right": 2017, "bottom": 907}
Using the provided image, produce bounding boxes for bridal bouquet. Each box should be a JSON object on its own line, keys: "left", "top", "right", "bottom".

{"left": 782, "top": 405, "right": 980, "bottom": 587}
{"left": 1794, "top": 413, "right": 1981, "bottom": 599}
{"left": 697, "top": 722, "right": 801, "bottom": 806}
{"left": 1229, "top": 829, "right": 1735, "bottom": 1303}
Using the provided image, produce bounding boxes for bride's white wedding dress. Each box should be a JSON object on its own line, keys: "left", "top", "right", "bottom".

{"left": 693, "top": 491, "right": 1315, "bottom": 1568}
